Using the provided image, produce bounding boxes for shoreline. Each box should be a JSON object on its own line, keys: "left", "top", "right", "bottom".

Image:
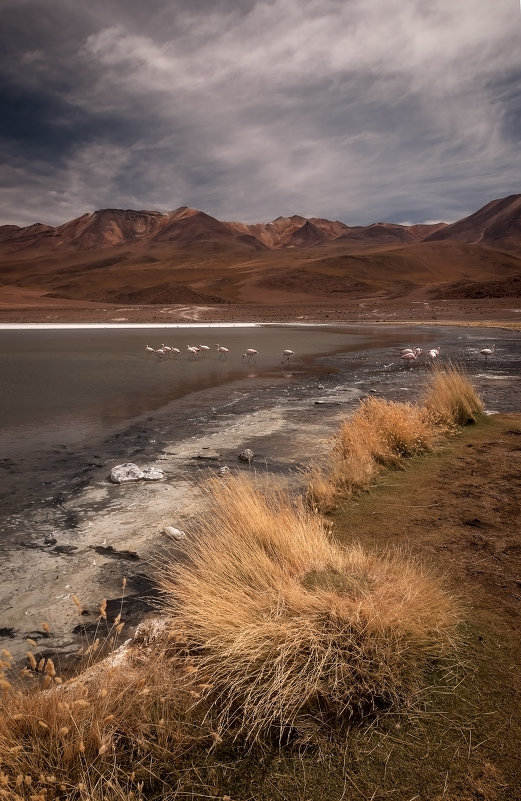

{"left": 2, "top": 320, "right": 521, "bottom": 672}
{"left": 1, "top": 296, "right": 521, "bottom": 329}
{"left": 1, "top": 346, "right": 368, "bottom": 669}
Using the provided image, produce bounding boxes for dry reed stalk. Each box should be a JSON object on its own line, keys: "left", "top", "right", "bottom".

{"left": 160, "top": 474, "right": 460, "bottom": 746}
{"left": 421, "top": 363, "right": 484, "bottom": 428}
{"left": 0, "top": 647, "right": 212, "bottom": 801}
{"left": 0, "top": 579, "right": 214, "bottom": 800}
{"left": 307, "top": 396, "right": 436, "bottom": 510}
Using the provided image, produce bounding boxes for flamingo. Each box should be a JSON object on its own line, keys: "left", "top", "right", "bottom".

{"left": 427, "top": 347, "right": 440, "bottom": 360}
{"left": 187, "top": 345, "right": 199, "bottom": 359}
{"left": 480, "top": 344, "right": 495, "bottom": 361}
{"left": 154, "top": 347, "right": 166, "bottom": 358}
{"left": 215, "top": 344, "right": 229, "bottom": 359}
{"left": 171, "top": 347, "right": 181, "bottom": 357}
{"left": 160, "top": 344, "right": 173, "bottom": 355}
{"left": 145, "top": 345, "right": 155, "bottom": 355}
{"left": 199, "top": 345, "right": 211, "bottom": 356}
{"left": 242, "top": 349, "right": 258, "bottom": 363}
{"left": 281, "top": 349, "right": 295, "bottom": 364}
{"left": 401, "top": 352, "right": 417, "bottom": 364}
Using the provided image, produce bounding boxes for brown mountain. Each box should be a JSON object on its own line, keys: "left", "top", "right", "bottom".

{"left": 0, "top": 194, "right": 519, "bottom": 308}
{"left": 424, "top": 194, "right": 521, "bottom": 249}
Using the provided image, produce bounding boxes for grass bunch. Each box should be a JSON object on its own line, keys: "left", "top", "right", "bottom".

{"left": 308, "top": 396, "right": 435, "bottom": 510}
{"left": 160, "top": 474, "right": 460, "bottom": 746}
{"left": 421, "top": 362, "right": 485, "bottom": 428}
{"left": 0, "top": 625, "right": 214, "bottom": 800}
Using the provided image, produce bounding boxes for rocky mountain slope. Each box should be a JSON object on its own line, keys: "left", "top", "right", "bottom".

{"left": 0, "top": 195, "right": 519, "bottom": 306}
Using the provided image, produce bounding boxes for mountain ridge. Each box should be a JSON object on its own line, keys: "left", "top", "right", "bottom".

{"left": 1, "top": 193, "right": 520, "bottom": 254}
{"left": 0, "top": 194, "right": 519, "bottom": 307}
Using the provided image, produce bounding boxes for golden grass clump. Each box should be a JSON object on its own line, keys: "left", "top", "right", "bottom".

{"left": 307, "top": 396, "right": 435, "bottom": 510}
{"left": 337, "top": 396, "right": 435, "bottom": 467}
{"left": 0, "top": 626, "right": 215, "bottom": 800}
{"left": 421, "top": 362, "right": 485, "bottom": 428}
{"left": 160, "top": 474, "right": 460, "bottom": 745}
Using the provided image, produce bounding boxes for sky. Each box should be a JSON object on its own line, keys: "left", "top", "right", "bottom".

{"left": 1, "top": 0, "right": 520, "bottom": 229}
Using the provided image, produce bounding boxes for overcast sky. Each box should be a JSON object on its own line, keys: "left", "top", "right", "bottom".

{"left": 1, "top": 0, "right": 520, "bottom": 228}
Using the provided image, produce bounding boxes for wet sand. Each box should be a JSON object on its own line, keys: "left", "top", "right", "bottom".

{"left": 1, "top": 322, "right": 521, "bottom": 671}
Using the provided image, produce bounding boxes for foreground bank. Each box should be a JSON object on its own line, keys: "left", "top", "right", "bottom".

{"left": 1, "top": 323, "right": 520, "bottom": 673}
{"left": 1, "top": 370, "right": 520, "bottom": 800}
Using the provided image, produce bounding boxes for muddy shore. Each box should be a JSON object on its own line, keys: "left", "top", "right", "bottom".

{"left": 1, "top": 320, "right": 521, "bottom": 672}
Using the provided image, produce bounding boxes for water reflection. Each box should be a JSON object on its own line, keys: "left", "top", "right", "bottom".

{"left": 0, "top": 324, "right": 400, "bottom": 456}
{"left": 3, "top": 322, "right": 512, "bottom": 458}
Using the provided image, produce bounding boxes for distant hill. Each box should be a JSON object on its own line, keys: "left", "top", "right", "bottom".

{"left": 0, "top": 194, "right": 519, "bottom": 306}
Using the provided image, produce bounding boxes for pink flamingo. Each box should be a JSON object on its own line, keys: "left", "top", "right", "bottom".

{"left": 242, "top": 349, "right": 258, "bottom": 363}
{"left": 480, "top": 345, "right": 495, "bottom": 361}
{"left": 215, "top": 344, "right": 229, "bottom": 359}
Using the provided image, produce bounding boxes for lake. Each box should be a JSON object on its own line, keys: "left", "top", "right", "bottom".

{"left": 1, "top": 322, "right": 520, "bottom": 526}
{"left": 0, "top": 323, "right": 422, "bottom": 457}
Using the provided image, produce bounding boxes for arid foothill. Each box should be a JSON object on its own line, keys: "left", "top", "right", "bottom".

{"left": 1, "top": 193, "right": 520, "bottom": 325}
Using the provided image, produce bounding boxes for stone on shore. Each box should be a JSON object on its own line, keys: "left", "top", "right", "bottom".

{"left": 163, "top": 526, "right": 186, "bottom": 540}
{"left": 110, "top": 463, "right": 164, "bottom": 483}
{"left": 142, "top": 466, "right": 164, "bottom": 481}
{"left": 110, "top": 463, "right": 145, "bottom": 483}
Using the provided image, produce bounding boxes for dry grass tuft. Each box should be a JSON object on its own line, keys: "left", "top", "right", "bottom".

{"left": 0, "top": 622, "right": 213, "bottom": 800}
{"left": 308, "top": 368, "right": 483, "bottom": 511}
{"left": 421, "top": 362, "right": 485, "bottom": 428}
{"left": 160, "top": 474, "right": 460, "bottom": 746}
{"left": 308, "top": 396, "right": 435, "bottom": 511}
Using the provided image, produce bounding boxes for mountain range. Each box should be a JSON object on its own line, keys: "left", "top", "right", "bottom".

{"left": 1, "top": 194, "right": 520, "bottom": 306}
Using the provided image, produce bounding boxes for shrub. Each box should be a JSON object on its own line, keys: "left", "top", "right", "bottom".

{"left": 160, "top": 474, "right": 460, "bottom": 746}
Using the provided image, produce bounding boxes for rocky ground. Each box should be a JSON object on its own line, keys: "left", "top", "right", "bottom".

{"left": 1, "top": 296, "right": 521, "bottom": 328}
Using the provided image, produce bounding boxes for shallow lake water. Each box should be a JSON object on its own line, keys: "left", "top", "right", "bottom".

{"left": 0, "top": 323, "right": 432, "bottom": 456}
{"left": 1, "top": 322, "right": 520, "bottom": 525}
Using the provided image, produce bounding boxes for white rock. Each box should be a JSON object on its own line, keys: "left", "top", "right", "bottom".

{"left": 110, "top": 463, "right": 144, "bottom": 483}
{"left": 142, "top": 466, "right": 164, "bottom": 481}
{"left": 163, "top": 526, "right": 186, "bottom": 540}
{"left": 238, "top": 448, "right": 254, "bottom": 463}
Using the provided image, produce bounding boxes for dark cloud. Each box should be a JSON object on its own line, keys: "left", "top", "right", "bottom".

{"left": 1, "top": 0, "right": 520, "bottom": 227}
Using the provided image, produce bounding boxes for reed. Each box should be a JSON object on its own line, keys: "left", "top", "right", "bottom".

{"left": 421, "top": 362, "right": 485, "bottom": 428}
{"left": 160, "top": 474, "right": 460, "bottom": 746}
{"left": 0, "top": 612, "right": 212, "bottom": 800}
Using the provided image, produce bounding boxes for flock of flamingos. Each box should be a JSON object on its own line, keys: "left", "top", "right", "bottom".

{"left": 145, "top": 342, "right": 295, "bottom": 364}
{"left": 144, "top": 342, "right": 496, "bottom": 366}
{"left": 399, "top": 344, "right": 495, "bottom": 364}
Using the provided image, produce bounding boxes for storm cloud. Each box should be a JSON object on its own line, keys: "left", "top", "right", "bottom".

{"left": 1, "top": 0, "right": 520, "bottom": 227}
